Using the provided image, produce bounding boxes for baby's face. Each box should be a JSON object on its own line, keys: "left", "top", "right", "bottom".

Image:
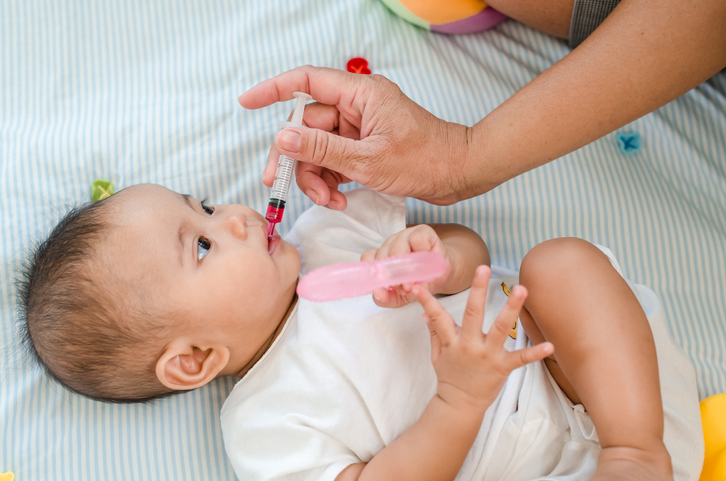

{"left": 102, "top": 184, "right": 300, "bottom": 372}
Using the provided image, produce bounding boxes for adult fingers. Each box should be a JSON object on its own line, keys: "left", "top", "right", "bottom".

{"left": 298, "top": 103, "right": 363, "bottom": 144}
{"left": 239, "top": 66, "right": 368, "bottom": 114}
{"left": 413, "top": 285, "right": 456, "bottom": 345}
{"left": 295, "top": 162, "right": 334, "bottom": 206}
{"left": 274, "top": 126, "right": 378, "bottom": 178}
{"left": 267, "top": 146, "right": 348, "bottom": 208}
{"left": 262, "top": 145, "right": 281, "bottom": 187}
{"left": 320, "top": 170, "right": 348, "bottom": 210}
{"left": 486, "top": 285, "right": 527, "bottom": 348}
{"left": 241, "top": 67, "right": 381, "bottom": 177}
{"left": 460, "top": 266, "right": 491, "bottom": 339}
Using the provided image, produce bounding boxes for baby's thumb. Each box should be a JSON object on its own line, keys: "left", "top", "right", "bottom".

{"left": 275, "top": 127, "right": 371, "bottom": 178}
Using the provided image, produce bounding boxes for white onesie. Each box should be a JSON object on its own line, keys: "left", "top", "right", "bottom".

{"left": 221, "top": 188, "right": 703, "bottom": 481}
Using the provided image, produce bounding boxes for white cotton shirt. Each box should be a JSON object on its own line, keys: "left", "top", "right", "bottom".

{"left": 220, "top": 188, "right": 702, "bottom": 481}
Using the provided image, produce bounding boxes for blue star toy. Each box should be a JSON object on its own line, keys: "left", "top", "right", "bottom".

{"left": 617, "top": 132, "right": 642, "bottom": 156}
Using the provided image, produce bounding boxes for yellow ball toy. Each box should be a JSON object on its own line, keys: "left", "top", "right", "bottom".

{"left": 700, "top": 393, "right": 726, "bottom": 481}
{"left": 379, "top": 0, "right": 506, "bottom": 34}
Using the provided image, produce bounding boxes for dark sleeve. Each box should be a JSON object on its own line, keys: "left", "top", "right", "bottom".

{"left": 568, "top": 0, "right": 621, "bottom": 48}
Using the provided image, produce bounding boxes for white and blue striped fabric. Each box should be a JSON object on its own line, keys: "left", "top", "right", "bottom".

{"left": 1, "top": 0, "right": 724, "bottom": 479}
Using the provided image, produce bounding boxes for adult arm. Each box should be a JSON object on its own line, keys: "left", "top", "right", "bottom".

{"left": 470, "top": 0, "right": 726, "bottom": 193}
{"left": 240, "top": 0, "right": 726, "bottom": 207}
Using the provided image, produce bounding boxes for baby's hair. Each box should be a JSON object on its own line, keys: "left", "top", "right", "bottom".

{"left": 18, "top": 197, "right": 176, "bottom": 403}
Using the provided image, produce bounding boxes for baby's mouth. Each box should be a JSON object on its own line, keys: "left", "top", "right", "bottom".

{"left": 268, "top": 233, "right": 281, "bottom": 256}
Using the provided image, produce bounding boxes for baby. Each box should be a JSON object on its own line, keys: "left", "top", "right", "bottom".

{"left": 20, "top": 184, "right": 702, "bottom": 481}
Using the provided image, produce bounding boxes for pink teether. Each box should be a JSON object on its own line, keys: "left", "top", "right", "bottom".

{"left": 297, "top": 251, "right": 447, "bottom": 302}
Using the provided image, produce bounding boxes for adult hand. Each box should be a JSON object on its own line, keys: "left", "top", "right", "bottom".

{"left": 239, "top": 66, "right": 473, "bottom": 209}
{"left": 242, "top": 0, "right": 726, "bottom": 211}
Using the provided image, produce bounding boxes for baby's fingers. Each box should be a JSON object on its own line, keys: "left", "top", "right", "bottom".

{"left": 372, "top": 287, "right": 414, "bottom": 308}
{"left": 460, "top": 266, "right": 491, "bottom": 339}
{"left": 505, "top": 342, "right": 554, "bottom": 372}
{"left": 360, "top": 249, "right": 376, "bottom": 263}
{"left": 413, "top": 285, "right": 456, "bottom": 345}
{"left": 423, "top": 314, "right": 442, "bottom": 363}
{"left": 371, "top": 287, "right": 391, "bottom": 305}
{"left": 486, "top": 285, "right": 527, "bottom": 348}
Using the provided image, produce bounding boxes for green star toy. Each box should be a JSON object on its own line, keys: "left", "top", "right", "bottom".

{"left": 91, "top": 179, "right": 115, "bottom": 202}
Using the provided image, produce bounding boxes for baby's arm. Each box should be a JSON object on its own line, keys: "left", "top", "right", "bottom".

{"left": 336, "top": 268, "right": 553, "bottom": 481}
{"left": 361, "top": 223, "right": 490, "bottom": 308}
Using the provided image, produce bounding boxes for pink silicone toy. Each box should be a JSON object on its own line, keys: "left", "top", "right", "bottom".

{"left": 296, "top": 251, "right": 447, "bottom": 302}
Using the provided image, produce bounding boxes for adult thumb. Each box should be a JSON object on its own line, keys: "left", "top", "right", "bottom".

{"left": 275, "top": 127, "right": 370, "bottom": 174}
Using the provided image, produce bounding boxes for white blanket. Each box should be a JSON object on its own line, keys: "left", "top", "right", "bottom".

{"left": 1, "top": 0, "right": 723, "bottom": 479}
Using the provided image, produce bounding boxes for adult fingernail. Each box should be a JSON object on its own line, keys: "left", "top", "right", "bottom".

{"left": 277, "top": 129, "right": 301, "bottom": 153}
{"left": 305, "top": 189, "right": 320, "bottom": 204}
{"left": 328, "top": 200, "right": 341, "bottom": 210}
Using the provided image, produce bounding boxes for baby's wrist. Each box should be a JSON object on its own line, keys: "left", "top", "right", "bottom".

{"left": 435, "top": 389, "right": 488, "bottom": 423}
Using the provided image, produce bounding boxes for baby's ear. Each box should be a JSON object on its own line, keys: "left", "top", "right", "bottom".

{"left": 156, "top": 341, "right": 230, "bottom": 391}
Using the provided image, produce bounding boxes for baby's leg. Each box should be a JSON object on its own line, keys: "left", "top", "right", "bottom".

{"left": 517, "top": 238, "right": 672, "bottom": 481}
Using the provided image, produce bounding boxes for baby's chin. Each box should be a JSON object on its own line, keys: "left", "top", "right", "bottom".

{"left": 277, "top": 239, "right": 301, "bottom": 280}
{"left": 271, "top": 236, "right": 299, "bottom": 259}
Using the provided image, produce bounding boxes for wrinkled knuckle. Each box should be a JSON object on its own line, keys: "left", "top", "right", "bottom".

{"left": 428, "top": 312, "right": 444, "bottom": 325}
{"left": 495, "top": 318, "right": 511, "bottom": 333}
{"left": 308, "top": 130, "right": 330, "bottom": 166}
{"left": 300, "top": 64, "right": 317, "bottom": 75}
{"left": 463, "top": 305, "right": 482, "bottom": 320}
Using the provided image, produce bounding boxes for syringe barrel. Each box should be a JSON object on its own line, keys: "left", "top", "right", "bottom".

{"left": 265, "top": 92, "right": 311, "bottom": 227}
{"left": 269, "top": 153, "right": 296, "bottom": 203}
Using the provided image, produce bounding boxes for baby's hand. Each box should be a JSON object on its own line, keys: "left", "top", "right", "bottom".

{"left": 361, "top": 225, "right": 454, "bottom": 308}
{"left": 413, "top": 266, "right": 554, "bottom": 414}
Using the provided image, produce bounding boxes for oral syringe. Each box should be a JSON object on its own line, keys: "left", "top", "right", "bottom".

{"left": 266, "top": 91, "right": 313, "bottom": 238}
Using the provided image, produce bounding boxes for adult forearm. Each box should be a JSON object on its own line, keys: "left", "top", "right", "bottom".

{"left": 358, "top": 395, "right": 483, "bottom": 481}
{"left": 465, "top": 0, "right": 726, "bottom": 195}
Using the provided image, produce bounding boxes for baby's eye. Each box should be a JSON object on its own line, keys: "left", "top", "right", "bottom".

{"left": 198, "top": 237, "right": 211, "bottom": 261}
{"left": 201, "top": 202, "right": 215, "bottom": 215}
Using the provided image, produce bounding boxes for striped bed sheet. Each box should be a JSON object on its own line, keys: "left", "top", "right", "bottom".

{"left": 1, "top": 0, "right": 724, "bottom": 479}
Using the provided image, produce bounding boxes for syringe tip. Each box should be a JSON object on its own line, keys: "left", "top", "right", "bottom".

{"left": 267, "top": 222, "right": 276, "bottom": 237}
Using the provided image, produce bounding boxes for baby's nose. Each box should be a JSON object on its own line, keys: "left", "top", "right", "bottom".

{"left": 223, "top": 213, "right": 248, "bottom": 239}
